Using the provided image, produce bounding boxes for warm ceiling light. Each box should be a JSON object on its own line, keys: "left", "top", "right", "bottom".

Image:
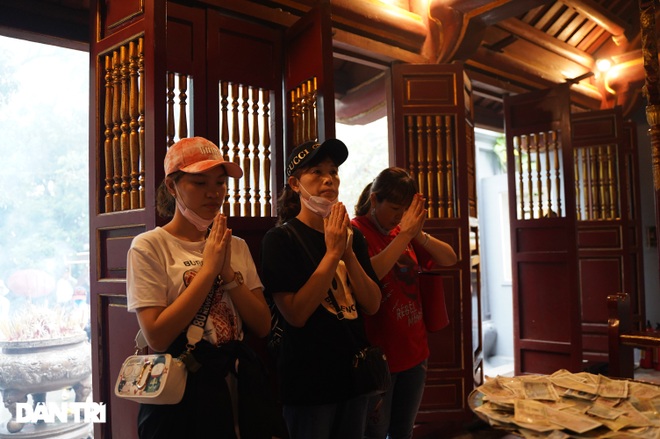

{"left": 596, "top": 58, "right": 612, "bottom": 72}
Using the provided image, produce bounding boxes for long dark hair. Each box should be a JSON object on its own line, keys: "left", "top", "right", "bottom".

{"left": 354, "top": 167, "right": 417, "bottom": 216}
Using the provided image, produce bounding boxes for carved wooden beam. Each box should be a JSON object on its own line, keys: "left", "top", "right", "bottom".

{"left": 426, "top": 0, "right": 552, "bottom": 62}
{"left": 564, "top": 0, "right": 631, "bottom": 41}
{"left": 496, "top": 17, "right": 595, "bottom": 69}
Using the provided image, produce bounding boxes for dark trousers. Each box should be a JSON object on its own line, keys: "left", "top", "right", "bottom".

{"left": 138, "top": 336, "right": 287, "bottom": 439}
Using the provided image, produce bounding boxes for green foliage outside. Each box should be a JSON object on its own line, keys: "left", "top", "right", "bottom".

{"left": 0, "top": 37, "right": 89, "bottom": 299}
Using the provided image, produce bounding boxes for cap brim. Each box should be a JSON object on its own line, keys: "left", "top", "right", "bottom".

{"left": 319, "top": 139, "right": 348, "bottom": 167}
{"left": 303, "top": 139, "right": 348, "bottom": 169}
{"left": 179, "top": 160, "right": 243, "bottom": 178}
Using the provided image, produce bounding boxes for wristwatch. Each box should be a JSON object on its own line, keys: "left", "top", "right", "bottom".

{"left": 221, "top": 271, "right": 244, "bottom": 291}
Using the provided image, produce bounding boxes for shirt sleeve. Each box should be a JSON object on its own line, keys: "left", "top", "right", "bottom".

{"left": 126, "top": 234, "right": 170, "bottom": 312}
{"left": 351, "top": 226, "right": 380, "bottom": 285}
{"left": 231, "top": 236, "right": 263, "bottom": 291}
{"left": 261, "top": 226, "right": 309, "bottom": 297}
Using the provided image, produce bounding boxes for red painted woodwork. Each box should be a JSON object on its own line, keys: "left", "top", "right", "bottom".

{"left": 504, "top": 88, "right": 644, "bottom": 378}
{"left": 90, "top": 2, "right": 287, "bottom": 437}
{"left": 392, "top": 63, "right": 482, "bottom": 432}
{"left": 90, "top": 2, "right": 493, "bottom": 437}
{"left": 572, "top": 109, "right": 643, "bottom": 367}
{"left": 504, "top": 85, "right": 583, "bottom": 376}
{"left": 284, "top": 3, "right": 336, "bottom": 150}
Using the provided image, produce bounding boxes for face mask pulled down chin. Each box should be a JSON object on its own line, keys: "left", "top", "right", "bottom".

{"left": 299, "top": 183, "right": 337, "bottom": 218}
{"left": 174, "top": 187, "right": 214, "bottom": 231}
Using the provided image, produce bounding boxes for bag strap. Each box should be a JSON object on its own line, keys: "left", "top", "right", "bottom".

{"left": 282, "top": 221, "right": 346, "bottom": 321}
{"left": 134, "top": 278, "right": 218, "bottom": 354}
{"left": 282, "top": 221, "right": 318, "bottom": 267}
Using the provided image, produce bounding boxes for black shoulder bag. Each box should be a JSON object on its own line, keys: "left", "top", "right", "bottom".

{"left": 281, "top": 221, "right": 391, "bottom": 397}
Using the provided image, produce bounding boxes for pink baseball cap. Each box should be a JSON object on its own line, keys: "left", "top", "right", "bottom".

{"left": 164, "top": 137, "right": 243, "bottom": 178}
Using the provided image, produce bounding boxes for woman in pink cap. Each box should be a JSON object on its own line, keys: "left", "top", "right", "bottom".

{"left": 126, "top": 137, "right": 278, "bottom": 438}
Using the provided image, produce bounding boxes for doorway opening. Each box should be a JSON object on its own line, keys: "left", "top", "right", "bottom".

{"left": 0, "top": 35, "right": 92, "bottom": 435}
{"left": 475, "top": 127, "right": 514, "bottom": 377}
{"left": 332, "top": 55, "right": 389, "bottom": 211}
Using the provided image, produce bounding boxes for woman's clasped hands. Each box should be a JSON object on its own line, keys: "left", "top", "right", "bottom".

{"left": 202, "top": 212, "right": 233, "bottom": 280}
{"left": 399, "top": 193, "right": 427, "bottom": 240}
{"left": 323, "top": 202, "right": 354, "bottom": 260}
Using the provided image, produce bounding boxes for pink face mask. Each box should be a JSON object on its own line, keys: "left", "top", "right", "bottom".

{"left": 299, "top": 183, "right": 337, "bottom": 218}
{"left": 174, "top": 185, "right": 214, "bottom": 231}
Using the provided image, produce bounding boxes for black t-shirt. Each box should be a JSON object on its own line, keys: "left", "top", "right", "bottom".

{"left": 261, "top": 218, "right": 378, "bottom": 405}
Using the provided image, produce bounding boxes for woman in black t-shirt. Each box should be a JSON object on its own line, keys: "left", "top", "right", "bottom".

{"left": 261, "top": 138, "right": 381, "bottom": 439}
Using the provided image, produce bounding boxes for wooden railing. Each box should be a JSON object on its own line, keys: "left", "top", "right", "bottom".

{"left": 512, "top": 131, "right": 621, "bottom": 221}
{"left": 289, "top": 77, "right": 318, "bottom": 147}
{"left": 102, "top": 37, "right": 145, "bottom": 213}
{"left": 574, "top": 144, "right": 620, "bottom": 220}
{"left": 512, "top": 131, "right": 563, "bottom": 220}
{"left": 217, "top": 80, "right": 273, "bottom": 218}
{"left": 404, "top": 114, "right": 458, "bottom": 219}
{"left": 100, "top": 38, "right": 276, "bottom": 218}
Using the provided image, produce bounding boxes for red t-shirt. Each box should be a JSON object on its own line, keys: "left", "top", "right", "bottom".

{"left": 352, "top": 215, "right": 435, "bottom": 373}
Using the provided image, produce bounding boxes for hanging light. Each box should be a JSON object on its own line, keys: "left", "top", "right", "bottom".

{"left": 596, "top": 58, "right": 613, "bottom": 72}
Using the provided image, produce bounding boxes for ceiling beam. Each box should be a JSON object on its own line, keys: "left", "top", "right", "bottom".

{"left": 563, "top": 0, "right": 630, "bottom": 39}
{"left": 496, "top": 17, "right": 595, "bottom": 69}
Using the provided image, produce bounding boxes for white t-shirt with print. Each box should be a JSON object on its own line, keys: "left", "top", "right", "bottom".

{"left": 126, "top": 227, "right": 263, "bottom": 346}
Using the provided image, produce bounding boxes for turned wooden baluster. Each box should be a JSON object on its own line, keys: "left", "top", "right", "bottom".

{"left": 309, "top": 78, "right": 318, "bottom": 142}
{"left": 166, "top": 72, "right": 175, "bottom": 148}
{"left": 406, "top": 115, "right": 415, "bottom": 180}
{"left": 416, "top": 116, "right": 425, "bottom": 198}
{"left": 437, "top": 116, "right": 446, "bottom": 219}
{"left": 219, "top": 80, "right": 230, "bottom": 213}
{"left": 262, "top": 91, "right": 272, "bottom": 217}
{"left": 138, "top": 38, "right": 145, "bottom": 209}
{"left": 103, "top": 54, "right": 114, "bottom": 213}
{"left": 230, "top": 83, "right": 241, "bottom": 215}
{"left": 300, "top": 81, "right": 308, "bottom": 144}
{"left": 533, "top": 133, "right": 542, "bottom": 218}
{"left": 599, "top": 145, "right": 608, "bottom": 219}
{"left": 178, "top": 74, "right": 188, "bottom": 141}
{"left": 552, "top": 131, "right": 562, "bottom": 217}
{"left": 607, "top": 144, "right": 618, "bottom": 218}
{"left": 129, "top": 41, "right": 140, "bottom": 210}
{"left": 241, "top": 85, "right": 252, "bottom": 216}
{"left": 424, "top": 115, "right": 435, "bottom": 218}
{"left": 589, "top": 146, "right": 599, "bottom": 220}
{"left": 444, "top": 115, "right": 455, "bottom": 219}
{"left": 290, "top": 88, "right": 299, "bottom": 146}
{"left": 428, "top": 116, "right": 440, "bottom": 218}
{"left": 252, "top": 87, "right": 261, "bottom": 217}
{"left": 112, "top": 50, "right": 122, "bottom": 213}
{"left": 526, "top": 135, "right": 534, "bottom": 219}
{"left": 220, "top": 81, "right": 230, "bottom": 159}
{"left": 120, "top": 45, "right": 131, "bottom": 211}
{"left": 543, "top": 132, "right": 554, "bottom": 217}
{"left": 515, "top": 135, "right": 524, "bottom": 219}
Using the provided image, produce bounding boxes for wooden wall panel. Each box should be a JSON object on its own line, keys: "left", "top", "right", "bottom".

{"left": 392, "top": 63, "right": 480, "bottom": 432}
{"left": 520, "top": 350, "right": 574, "bottom": 374}
{"left": 101, "top": 0, "right": 144, "bottom": 39}
{"left": 95, "top": 296, "right": 141, "bottom": 439}
{"left": 98, "top": 226, "right": 144, "bottom": 280}
{"left": 517, "top": 261, "right": 573, "bottom": 342}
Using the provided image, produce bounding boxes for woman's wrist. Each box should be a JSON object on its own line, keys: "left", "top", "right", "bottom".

{"left": 416, "top": 231, "right": 430, "bottom": 247}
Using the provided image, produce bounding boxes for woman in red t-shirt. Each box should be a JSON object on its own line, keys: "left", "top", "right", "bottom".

{"left": 352, "top": 167, "right": 457, "bottom": 439}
